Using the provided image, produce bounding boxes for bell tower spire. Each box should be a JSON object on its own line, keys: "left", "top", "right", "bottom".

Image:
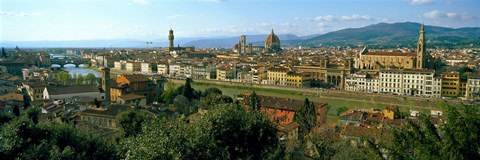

{"left": 416, "top": 23, "right": 426, "bottom": 69}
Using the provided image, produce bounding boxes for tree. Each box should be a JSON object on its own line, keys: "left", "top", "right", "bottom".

{"left": 122, "top": 104, "right": 279, "bottom": 159}
{"left": 202, "top": 87, "right": 222, "bottom": 97}
{"left": 248, "top": 91, "right": 261, "bottom": 111}
{"left": 84, "top": 73, "right": 97, "bottom": 85}
{"left": 93, "top": 98, "right": 100, "bottom": 108}
{"left": 13, "top": 106, "right": 20, "bottom": 116}
{"left": 294, "top": 98, "right": 317, "bottom": 141}
{"left": 0, "top": 107, "right": 117, "bottom": 159}
{"left": 1, "top": 47, "right": 6, "bottom": 58}
{"left": 75, "top": 74, "right": 84, "bottom": 85}
{"left": 389, "top": 105, "right": 480, "bottom": 160}
{"left": 117, "top": 110, "right": 147, "bottom": 138}
{"left": 182, "top": 78, "right": 194, "bottom": 100}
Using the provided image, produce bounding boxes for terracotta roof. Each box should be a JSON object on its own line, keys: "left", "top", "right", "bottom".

{"left": 258, "top": 95, "right": 327, "bottom": 111}
{"left": 339, "top": 110, "right": 365, "bottom": 122}
{"left": 117, "top": 94, "right": 146, "bottom": 101}
{"left": 122, "top": 74, "right": 149, "bottom": 83}
{"left": 80, "top": 105, "right": 130, "bottom": 117}
{"left": 46, "top": 85, "right": 100, "bottom": 95}
{"left": 265, "top": 29, "right": 281, "bottom": 45}
{"left": 268, "top": 67, "right": 289, "bottom": 72}
{"left": 363, "top": 51, "right": 416, "bottom": 57}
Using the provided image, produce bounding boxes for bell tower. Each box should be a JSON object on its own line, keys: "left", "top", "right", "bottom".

{"left": 416, "top": 23, "right": 426, "bottom": 69}
{"left": 168, "top": 28, "right": 174, "bottom": 49}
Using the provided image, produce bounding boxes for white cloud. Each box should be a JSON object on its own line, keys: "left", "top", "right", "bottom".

{"left": 423, "top": 10, "right": 476, "bottom": 20}
{"left": 406, "top": 0, "right": 435, "bottom": 5}
{"left": 165, "top": 14, "right": 184, "bottom": 19}
{"left": 0, "top": 11, "right": 43, "bottom": 17}
{"left": 315, "top": 14, "right": 373, "bottom": 22}
{"left": 132, "top": 0, "right": 150, "bottom": 5}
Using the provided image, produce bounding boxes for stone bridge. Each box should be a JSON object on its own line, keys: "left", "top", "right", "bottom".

{"left": 50, "top": 58, "right": 91, "bottom": 68}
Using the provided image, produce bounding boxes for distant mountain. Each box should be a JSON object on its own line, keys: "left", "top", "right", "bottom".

{"left": 298, "top": 22, "right": 480, "bottom": 48}
{"left": 183, "top": 34, "right": 302, "bottom": 48}
{"left": 3, "top": 22, "right": 478, "bottom": 49}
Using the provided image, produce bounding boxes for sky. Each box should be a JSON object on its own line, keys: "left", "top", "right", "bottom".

{"left": 0, "top": 0, "right": 479, "bottom": 41}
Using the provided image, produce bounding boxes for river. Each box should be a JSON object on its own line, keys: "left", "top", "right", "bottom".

{"left": 52, "top": 64, "right": 101, "bottom": 77}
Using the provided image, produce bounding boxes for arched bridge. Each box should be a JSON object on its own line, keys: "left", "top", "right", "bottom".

{"left": 51, "top": 58, "right": 91, "bottom": 68}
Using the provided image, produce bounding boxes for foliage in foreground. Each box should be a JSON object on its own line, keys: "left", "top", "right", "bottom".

{"left": 121, "top": 104, "right": 279, "bottom": 160}
{"left": 389, "top": 105, "right": 480, "bottom": 160}
{"left": 0, "top": 108, "right": 117, "bottom": 160}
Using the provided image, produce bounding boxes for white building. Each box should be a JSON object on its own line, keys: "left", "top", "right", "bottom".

{"left": 466, "top": 75, "right": 480, "bottom": 101}
{"left": 379, "top": 69, "right": 441, "bottom": 98}
{"left": 141, "top": 62, "right": 151, "bottom": 74}
{"left": 344, "top": 72, "right": 379, "bottom": 93}
{"left": 169, "top": 63, "right": 181, "bottom": 78}
{"left": 157, "top": 63, "right": 169, "bottom": 76}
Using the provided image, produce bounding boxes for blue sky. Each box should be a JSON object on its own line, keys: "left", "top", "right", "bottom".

{"left": 1, "top": 0, "right": 478, "bottom": 41}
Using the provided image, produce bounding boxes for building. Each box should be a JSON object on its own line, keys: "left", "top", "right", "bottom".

{"left": 216, "top": 65, "right": 236, "bottom": 81}
{"left": 243, "top": 95, "right": 327, "bottom": 139}
{"left": 102, "top": 67, "right": 111, "bottom": 102}
{"left": 140, "top": 62, "right": 151, "bottom": 74}
{"left": 466, "top": 75, "right": 480, "bottom": 101}
{"left": 43, "top": 85, "right": 103, "bottom": 100}
{"left": 264, "top": 29, "right": 282, "bottom": 53}
{"left": 78, "top": 105, "right": 131, "bottom": 129}
{"left": 157, "top": 63, "right": 169, "bottom": 76}
{"left": 355, "top": 24, "right": 431, "bottom": 70}
{"left": 379, "top": 69, "right": 440, "bottom": 98}
{"left": 441, "top": 72, "right": 462, "bottom": 97}
{"left": 110, "top": 74, "right": 161, "bottom": 104}
{"left": 267, "top": 67, "right": 289, "bottom": 85}
{"left": 295, "top": 58, "right": 353, "bottom": 89}
{"left": 117, "top": 94, "right": 147, "bottom": 107}
{"left": 286, "top": 72, "right": 311, "bottom": 88}
{"left": 344, "top": 72, "right": 379, "bottom": 93}
{"left": 192, "top": 62, "right": 215, "bottom": 79}
{"left": 166, "top": 28, "right": 195, "bottom": 52}
{"left": 125, "top": 61, "right": 141, "bottom": 72}
{"left": 21, "top": 81, "right": 48, "bottom": 101}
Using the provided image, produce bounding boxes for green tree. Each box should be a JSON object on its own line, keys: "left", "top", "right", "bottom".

{"left": 75, "top": 74, "right": 84, "bottom": 85}
{"left": 0, "top": 108, "right": 117, "bottom": 159}
{"left": 202, "top": 87, "right": 222, "bottom": 97}
{"left": 84, "top": 73, "right": 97, "bottom": 85}
{"left": 248, "top": 91, "right": 261, "bottom": 111}
{"left": 117, "top": 110, "right": 147, "bottom": 138}
{"left": 389, "top": 105, "right": 480, "bottom": 160}
{"left": 122, "top": 104, "right": 279, "bottom": 159}
{"left": 182, "top": 78, "right": 194, "bottom": 100}
{"left": 93, "top": 98, "right": 100, "bottom": 108}
{"left": 294, "top": 98, "right": 317, "bottom": 141}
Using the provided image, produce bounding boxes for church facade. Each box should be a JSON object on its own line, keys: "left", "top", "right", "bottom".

{"left": 355, "top": 24, "right": 431, "bottom": 70}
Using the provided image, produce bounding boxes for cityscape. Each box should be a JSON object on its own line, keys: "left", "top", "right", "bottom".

{"left": 1, "top": 0, "right": 479, "bottom": 159}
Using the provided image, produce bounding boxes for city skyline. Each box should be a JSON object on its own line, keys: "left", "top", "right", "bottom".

{"left": 1, "top": 0, "right": 479, "bottom": 41}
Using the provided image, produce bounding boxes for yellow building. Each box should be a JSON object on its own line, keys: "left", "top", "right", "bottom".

{"left": 267, "top": 67, "right": 289, "bottom": 85}
{"left": 441, "top": 72, "right": 462, "bottom": 97}
{"left": 383, "top": 105, "right": 399, "bottom": 120}
{"left": 286, "top": 72, "right": 311, "bottom": 88}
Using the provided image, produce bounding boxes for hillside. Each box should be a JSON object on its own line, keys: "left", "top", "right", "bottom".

{"left": 297, "top": 22, "right": 480, "bottom": 48}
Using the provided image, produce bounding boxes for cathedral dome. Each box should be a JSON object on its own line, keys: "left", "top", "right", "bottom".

{"left": 265, "top": 29, "right": 281, "bottom": 46}
{"left": 264, "top": 29, "right": 282, "bottom": 53}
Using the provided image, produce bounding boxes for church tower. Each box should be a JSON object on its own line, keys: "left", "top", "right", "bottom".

{"left": 416, "top": 24, "right": 426, "bottom": 69}
{"left": 101, "top": 67, "right": 110, "bottom": 102}
{"left": 168, "top": 28, "right": 174, "bottom": 49}
{"left": 240, "top": 35, "right": 246, "bottom": 54}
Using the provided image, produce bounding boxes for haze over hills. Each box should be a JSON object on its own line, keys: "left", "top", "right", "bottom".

{"left": 297, "top": 22, "right": 480, "bottom": 48}
{"left": 1, "top": 22, "right": 479, "bottom": 48}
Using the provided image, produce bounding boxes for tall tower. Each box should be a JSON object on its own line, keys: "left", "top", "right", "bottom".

{"left": 101, "top": 67, "right": 110, "bottom": 102}
{"left": 168, "top": 28, "right": 174, "bottom": 48}
{"left": 240, "top": 35, "right": 246, "bottom": 54}
{"left": 416, "top": 23, "right": 426, "bottom": 69}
